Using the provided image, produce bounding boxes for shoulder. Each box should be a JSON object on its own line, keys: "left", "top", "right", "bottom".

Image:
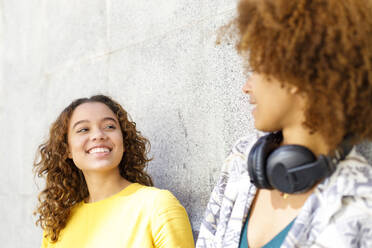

{"left": 134, "top": 185, "right": 184, "bottom": 212}
{"left": 41, "top": 231, "right": 52, "bottom": 248}
{"left": 319, "top": 147, "right": 372, "bottom": 200}
{"left": 230, "top": 133, "right": 260, "bottom": 157}
{"left": 221, "top": 133, "right": 260, "bottom": 175}
{"left": 135, "top": 185, "right": 178, "bottom": 201}
{"left": 141, "top": 188, "right": 191, "bottom": 234}
{"left": 210, "top": 133, "right": 260, "bottom": 199}
{"left": 290, "top": 149, "right": 372, "bottom": 247}
{"left": 315, "top": 148, "right": 372, "bottom": 235}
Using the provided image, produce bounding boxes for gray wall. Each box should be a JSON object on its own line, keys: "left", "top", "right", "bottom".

{"left": 1, "top": 1, "right": 371, "bottom": 247}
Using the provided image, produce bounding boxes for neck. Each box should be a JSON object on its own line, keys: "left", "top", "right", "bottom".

{"left": 82, "top": 168, "right": 131, "bottom": 203}
{"left": 281, "top": 126, "right": 331, "bottom": 156}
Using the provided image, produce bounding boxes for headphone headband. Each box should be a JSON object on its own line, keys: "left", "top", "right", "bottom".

{"left": 325, "top": 135, "right": 353, "bottom": 172}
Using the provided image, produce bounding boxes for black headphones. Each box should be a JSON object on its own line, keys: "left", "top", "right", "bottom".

{"left": 248, "top": 131, "right": 353, "bottom": 194}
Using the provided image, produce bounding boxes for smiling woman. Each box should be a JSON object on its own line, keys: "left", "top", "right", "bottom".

{"left": 34, "top": 95, "right": 194, "bottom": 248}
{"left": 197, "top": 0, "right": 372, "bottom": 247}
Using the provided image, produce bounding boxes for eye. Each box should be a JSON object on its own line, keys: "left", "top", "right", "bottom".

{"left": 246, "top": 68, "right": 255, "bottom": 75}
{"left": 77, "top": 127, "right": 89, "bottom": 133}
{"left": 105, "top": 124, "right": 116, "bottom": 130}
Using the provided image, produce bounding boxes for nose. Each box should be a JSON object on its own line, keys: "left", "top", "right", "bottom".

{"left": 242, "top": 77, "right": 252, "bottom": 94}
{"left": 91, "top": 128, "right": 107, "bottom": 141}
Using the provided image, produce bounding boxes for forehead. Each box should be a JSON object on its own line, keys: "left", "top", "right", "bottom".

{"left": 69, "top": 102, "right": 118, "bottom": 124}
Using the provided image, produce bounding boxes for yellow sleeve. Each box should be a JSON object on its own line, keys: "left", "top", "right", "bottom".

{"left": 151, "top": 190, "right": 195, "bottom": 248}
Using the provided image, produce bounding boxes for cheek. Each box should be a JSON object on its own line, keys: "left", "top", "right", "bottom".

{"left": 68, "top": 136, "right": 86, "bottom": 155}
{"left": 117, "top": 138, "right": 125, "bottom": 153}
{"left": 114, "top": 136, "right": 125, "bottom": 162}
{"left": 113, "top": 132, "right": 124, "bottom": 151}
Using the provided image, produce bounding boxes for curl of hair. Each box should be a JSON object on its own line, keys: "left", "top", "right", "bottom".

{"left": 34, "top": 95, "right": 153, "bottom": 242}
{"left": 221, "top": 0, "right": 372, "bottom": 148}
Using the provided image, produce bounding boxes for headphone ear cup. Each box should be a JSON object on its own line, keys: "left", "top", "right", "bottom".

{"left": 248, "top": 133, "right": 281, "bottom": 189}
{"left": 248, "top": 139, "right": 270, "bottom": 189}
{"left": 266, "top": 145, "right": 317, "bottom": 193}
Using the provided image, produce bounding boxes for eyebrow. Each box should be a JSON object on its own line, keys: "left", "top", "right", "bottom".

{"left": 72, "top": 117, "right": 118, "bottom": 129}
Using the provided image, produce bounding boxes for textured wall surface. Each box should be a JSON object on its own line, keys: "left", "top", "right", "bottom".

{"left": 1, "top": 0, "right": 371, "bottom": 247}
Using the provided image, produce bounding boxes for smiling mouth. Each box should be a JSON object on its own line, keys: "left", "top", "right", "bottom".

{"left": 87, "top": 147, "right": 112, "bottom": 154}
{"left": 249, "top": 98, "right": 257, "bottom": 105}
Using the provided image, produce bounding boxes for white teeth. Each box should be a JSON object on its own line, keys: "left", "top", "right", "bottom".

{"left": 88, "top": 147, "right": 110, "bottom": 154}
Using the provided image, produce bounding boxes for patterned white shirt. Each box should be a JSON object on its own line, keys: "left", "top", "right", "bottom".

{"left": 196, "top": 136, "right": 372, "bottom": 248}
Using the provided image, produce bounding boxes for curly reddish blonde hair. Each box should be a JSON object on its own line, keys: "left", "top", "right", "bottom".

{"left": 34, "top": 95, "right": 153, "bottom": 242}
{"left": 223, "top": 0, "right": 372, "bottom": 148}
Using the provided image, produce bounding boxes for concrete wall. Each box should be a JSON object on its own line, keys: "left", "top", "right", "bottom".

{"left": 1, "top": 1, "right": 371, "bottom": 247}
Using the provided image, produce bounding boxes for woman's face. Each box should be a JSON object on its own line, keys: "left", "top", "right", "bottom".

{"left": 242, "top": 73, "right": 304, "bottom": 132}
{"left": 67, "top": 102, "right": 124, "bottom": 174}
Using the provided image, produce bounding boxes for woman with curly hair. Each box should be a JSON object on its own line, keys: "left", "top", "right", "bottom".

{"left": 197, "top": 0, "right": 372, "bottom": 247}
{"left": 34, "top": 95, "right": 194, "bottom": 248}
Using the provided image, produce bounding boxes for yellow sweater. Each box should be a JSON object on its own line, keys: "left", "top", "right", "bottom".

{"left": 41, "top": 183, "right": 195, "bottom": 248}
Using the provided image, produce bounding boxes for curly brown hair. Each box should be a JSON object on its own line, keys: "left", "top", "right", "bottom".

{"left": 222, "top": 0, "right": 372, "bottom": 148}
{"left": 34, "top": 95, "right": 153, "bottom": 242}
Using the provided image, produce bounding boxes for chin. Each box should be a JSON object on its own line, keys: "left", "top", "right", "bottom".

{"left": 84, "top": 163, "right": 119, "bottom": 172}
{"left": 254, "top": 122, "right": 280, "bottom": 133}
